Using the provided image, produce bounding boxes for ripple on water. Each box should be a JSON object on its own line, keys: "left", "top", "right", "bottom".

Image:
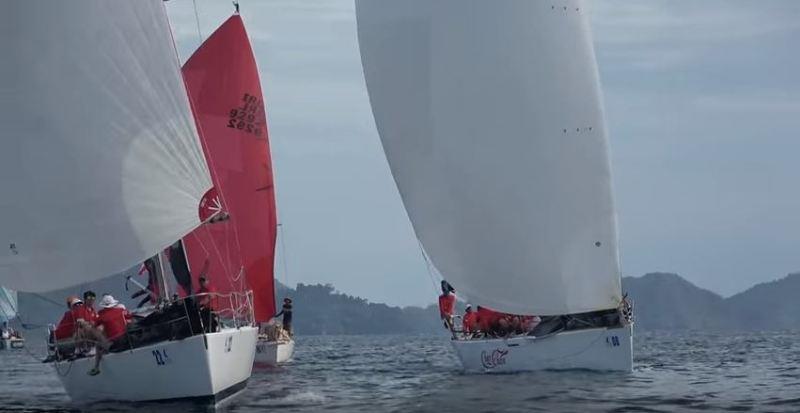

{"left": 3, "top": 331, "right": 800, "bottom": 412}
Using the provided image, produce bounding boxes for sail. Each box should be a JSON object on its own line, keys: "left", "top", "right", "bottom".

{"left": 356, "top": 0, "right": 622, "bottom": 315}
{"left": 182, "top": 15, "right": 278, "bottom": 321}
{"left": 0, "top": 287, "right": 17, "bottom": 321}
{"left": 0, "top": 1, "right": 213, "bottom": 292}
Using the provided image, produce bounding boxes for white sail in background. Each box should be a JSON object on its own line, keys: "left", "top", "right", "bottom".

{"left": 0, "top": 287, "right": 17, "bottom": 321}
{"left": 0, "top": 0, "right": 212, "bottom": 292}
{"left": 356, "top": 0, "right": 621, "bottom": 315}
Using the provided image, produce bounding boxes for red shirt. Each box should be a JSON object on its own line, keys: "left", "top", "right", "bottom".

{"left": 54, "top": 310, "right": 77, "bottom": 340}
{"left": 476, "top": 306, "right": 502, "bottom": 332}
{"left": 97, "top": 307, "right": 131, "bottom": 341}
{"left": 438, "top": 293, "right": 455, "bottom": 319}
{"left": 462, "top": 311, "right": 479, "bottom": 332}
{"left": 72, "top": 305, "right": 98, "bottom": 326}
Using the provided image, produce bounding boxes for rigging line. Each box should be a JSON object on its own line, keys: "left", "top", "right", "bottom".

{"left": 192, "top": 0, "right": 203, "bottom": 45}
{"left": 278, "top": 223, "right": 289, "bottom": 287}
{"left": 416, "top": 239, "right": 440, "bottom": 295}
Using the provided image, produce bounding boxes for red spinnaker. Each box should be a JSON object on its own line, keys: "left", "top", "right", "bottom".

{"left": 182, "top": 15, "right": 278, "bottom": 321}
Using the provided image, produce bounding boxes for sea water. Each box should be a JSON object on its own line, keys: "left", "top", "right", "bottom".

{"left": 1, "top": 331, "right": 798, "bottom": 412}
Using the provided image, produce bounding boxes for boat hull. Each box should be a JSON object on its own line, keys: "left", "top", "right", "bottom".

{"left": 452, "top": 324, "right": 632, "bottom": 373}
{"left": 254, "top": 337, "right": 294, "bottom": 366}
{"left": 54, "top": 326, "right": 257, "bottom": 404}
{"left": 0, "top": 338, "right": 25, "bottom": 350}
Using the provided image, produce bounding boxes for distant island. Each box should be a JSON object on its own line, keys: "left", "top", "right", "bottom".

{"left": 14, "top": 271, "right": 800, "bottom": 335}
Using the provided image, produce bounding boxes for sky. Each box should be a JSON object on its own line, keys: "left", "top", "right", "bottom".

{"left": 165, "top": 0, "right": 800, "bottom": 307}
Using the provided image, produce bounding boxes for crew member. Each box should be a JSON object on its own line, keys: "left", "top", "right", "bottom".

{"left": 54, "top": 296, "right": 83, "bottom": 341}
{"left": 274, "top": 298, "right": 293, "bottom": 336}
{"left": 81, "top": 290, "right": 99, "bottom": 325}
{"left": 438, "top": 280, "right": 456, "bottom": 332}
{"left": 88, "top": 295, "right": 130, "bottom": 376}
{"left": 462, "top": 304, "right": 479, "bottom": 336}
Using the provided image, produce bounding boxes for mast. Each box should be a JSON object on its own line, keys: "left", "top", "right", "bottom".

{"left": 154, "top": 252, "right": 172, "bottom": 303}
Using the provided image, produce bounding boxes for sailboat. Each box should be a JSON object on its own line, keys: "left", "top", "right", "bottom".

{"left": 356, "top": 0, "right": 633, "bottom": 372}
{"left": 180, "top": 13, "right": 294, "bottom": 367}
{"left": 0, "top": 0, "right": 256, "bottom": 403}
{"left": 0, "top": 287, "right": 24, "bottom": 349}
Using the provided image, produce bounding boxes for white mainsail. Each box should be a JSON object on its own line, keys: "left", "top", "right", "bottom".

{"left": 0, "top": 1, "right": 212, "bottom": 292}
{"left": 356, "top": 0, "right": 622, "bottom": 315}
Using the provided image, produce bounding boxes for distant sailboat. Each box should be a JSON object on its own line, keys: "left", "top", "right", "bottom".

{"left": 180, "top": 13, "right": 294, "bottom": 367}
{"left": 0, "top": 0, "right": 256, "bottom": 402}
{"left": 0, "top": 287, "right": 24, "bottom": 349}
{"left": 356, "top": 0, "right": 633, "bottom": 372}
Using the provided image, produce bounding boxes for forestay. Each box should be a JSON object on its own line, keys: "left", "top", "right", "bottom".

{"left": 356, "top": 0, "right": 621, "bottom": 315}
{"left": 0, "top": 0, "right": 212, "bottom": 292}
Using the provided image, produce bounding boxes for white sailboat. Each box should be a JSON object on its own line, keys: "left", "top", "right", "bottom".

{"left": 356, "top": 0, "right": 633, "bottom": 372}
{"left": 0, "top": 0, "right": 256, "bottom": 403}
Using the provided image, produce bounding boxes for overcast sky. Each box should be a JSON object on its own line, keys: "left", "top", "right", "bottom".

{"left": 165, "top": 0, "right": 800, "bottom": 307}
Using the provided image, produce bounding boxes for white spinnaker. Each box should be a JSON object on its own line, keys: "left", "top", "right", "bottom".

{"left": 0, "top": 1, "right": 212, "bottom": 292}
{"left": 356, "top": 0, "right": 621, "bottom": 315}
{"left": 0, "top": 287, "right": 17, "bottom": 321}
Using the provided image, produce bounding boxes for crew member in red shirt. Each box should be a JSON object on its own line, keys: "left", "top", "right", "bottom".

{"left": 78, "top": 290, "right": 99, "bottom": 326}
{"left": 54, "top": 295, "right": 83, "bottom": 341}
{"left": 96, "top": 294, "right": 132, "bottom": 342}
{"left": 437, "top": 280, "right": 456, "bottom": 332}
{"left": 476, "top": 306, "right": 503, "bottom": 337}
{"left": 88, "top": 294, "right": 131, "bottom": 376}
{"left": 462, "top": 304, "right": 479, "bottom": 336}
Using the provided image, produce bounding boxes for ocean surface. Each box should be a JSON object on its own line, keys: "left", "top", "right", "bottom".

{"left": 1, "top": 331, "right": 799, "bottom": 412}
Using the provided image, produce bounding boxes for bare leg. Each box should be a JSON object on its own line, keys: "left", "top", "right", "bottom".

{"left": 80, "top": 325, "right": 109, "bottom": 376}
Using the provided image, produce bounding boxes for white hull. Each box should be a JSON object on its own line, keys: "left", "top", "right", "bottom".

{"left": 54, "top": 326, "right": 257, "bottom": 404}
{"left": 452, "top": 324, "right": 632, "bottom": 373}
{"left": 0, "top": 338, "right": 24, "bottom": 350}
{"left": 254, "top": 337, "right": 294, "bottom": 366}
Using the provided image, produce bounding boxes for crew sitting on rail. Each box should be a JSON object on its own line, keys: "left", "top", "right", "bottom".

{"left": 54, "top": 295, "right": 86, "bottom": 341}
{"left": 82, "top": 290, "right": 99, "bottom": 325}
{"left": 86, "top": 294, "right": 132, "bottom": 376}
{"left": 438, "top": 280, "right": 456, "bottom": 333}
{"left": 461, "top": 304, "right": 479, "bottom": 337}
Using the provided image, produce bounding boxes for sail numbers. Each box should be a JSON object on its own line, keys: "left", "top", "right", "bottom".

{"left": 227, "top": 93, "right": 265, "bottom": 137}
